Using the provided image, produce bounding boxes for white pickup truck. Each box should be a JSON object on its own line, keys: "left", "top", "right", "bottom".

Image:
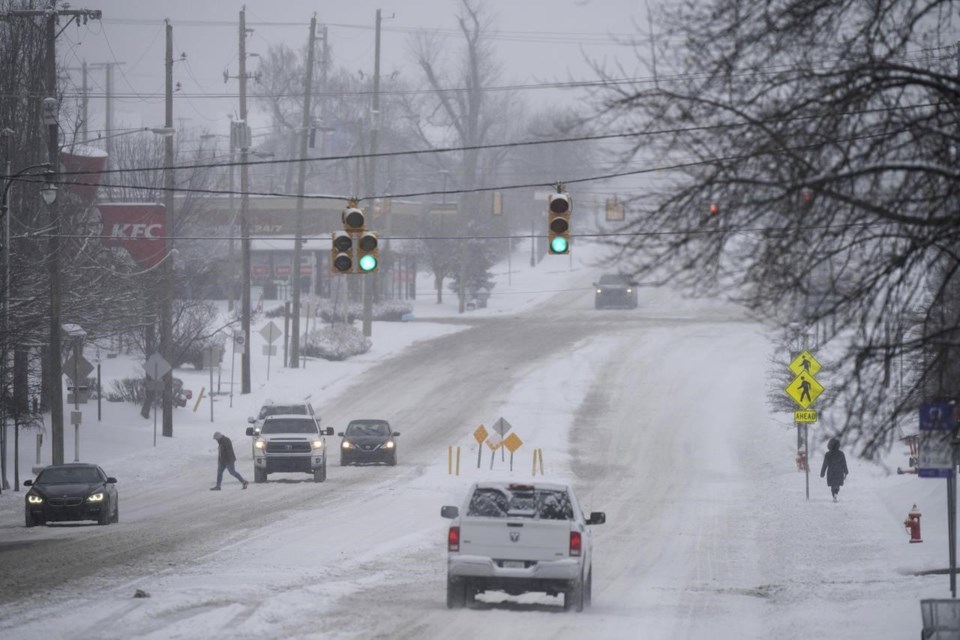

{"left": 441, "top": 481, "right": 605, "bottom": 612}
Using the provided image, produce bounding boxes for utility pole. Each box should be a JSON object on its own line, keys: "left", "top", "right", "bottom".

{"left": 3, "top": 2, "right": 103, "bottom": 465}
{"left": 239, "top": 7, "right": 252, "bottom": 394}
{"left": 289, "top": 15, "right": 316, "bottom": 368}
{"left": 161, "top": 19, "right": 174, "bottom": 438}
{"left": 362, "top": 9, "right": 383, "bottom": 338}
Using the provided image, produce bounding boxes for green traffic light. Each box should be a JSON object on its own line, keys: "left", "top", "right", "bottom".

{"left": 358, "top": 254, "right": 378, "bottom": 272}
{"left": 550, "top": 236, "right": 569, "bottom": 254}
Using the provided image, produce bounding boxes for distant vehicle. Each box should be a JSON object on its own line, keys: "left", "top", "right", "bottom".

{"left": 24, "top": 463, "right": 119, "bottom": 527}
{"left": 247, "top": 414, "right": 334, "bottom": 483}
{"left": 441, "top": 481, "right": 605, "bottom": 612}
{"left": 339, "top": 419, "right": 399, "bottom": 466}
{"left": 248, "top": 399, "right": 318, "bottom": 456}
{"left": 593, "top": 273, "right": 638, "bottom": 309}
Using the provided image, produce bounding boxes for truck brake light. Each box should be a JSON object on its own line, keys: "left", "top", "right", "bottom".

{"left": 569, "top": 531, "right": 582, "bottom": 557}
{"left": 448, "top": 526, "right": 460, "bottom": 552}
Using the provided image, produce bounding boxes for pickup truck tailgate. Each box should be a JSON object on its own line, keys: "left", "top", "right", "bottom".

{"left": 460, "top": 518, "right": 571, "bottom": 561}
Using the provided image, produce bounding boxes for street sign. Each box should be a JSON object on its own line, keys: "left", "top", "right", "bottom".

{"left": 794, "top": 410, "right": 818, "bottom": 423}
{"left": 503, "top": 432, "right": 523, "bottom": 453}
{"left": 492, "top": 417, "right": 512, "bottom": 437}
{"left": 920, "top": 402, "right": 955, "bottom": 431}
{"left": 785, "top": 372, "right": 824, "bottom": 409}
{"left": 62, "top": 353, "right": 94, "bottom": 382}
{"left": 144, "top": 352, "right": 171, "bottom": 380}
{"left": 918, "top": 431, "right": 955, "bottom": 478}
{"left": 486, "top": 432, "right": 502, "bottom": 450}
{"left": 259, "top": 321, "right": 282, "bottom": 344}
{"left": 473, "top": 424, "right": 488, "bottom": 445}
{"left": 233, "top": 332, "right": 246, "bottom": 355}
{"left": 788, "top": 350, "right": 822, "bottom": 377}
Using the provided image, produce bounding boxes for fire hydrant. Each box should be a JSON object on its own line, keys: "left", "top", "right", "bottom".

{"left": 904, "top": 504, "right": 923, "bottom": 543}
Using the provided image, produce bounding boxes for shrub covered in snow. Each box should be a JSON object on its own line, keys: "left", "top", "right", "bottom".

{"left": 301, "top": 323, "right": 372, "bottom": 361}
{"left": 317, "top": 298, "right": 413, "bottom": 323}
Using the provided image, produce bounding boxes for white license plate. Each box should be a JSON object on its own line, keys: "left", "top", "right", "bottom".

{"left": 502, "top": 560, "right": 524, "bottom": 569}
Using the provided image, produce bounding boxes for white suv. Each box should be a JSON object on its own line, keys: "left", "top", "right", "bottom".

{"left": 246, "top": 414, "right": 333, "bottom": 483}
{"left": 247, "top": 400, "right": 317, "bottom": 457}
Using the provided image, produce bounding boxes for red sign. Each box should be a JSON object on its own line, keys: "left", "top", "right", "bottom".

{"left": 98, "top": 203, "right": 167, "bottom": 268}
{"left": 253, "top": 265, "right": 269, "bottom": 276}
{"left": 274, "top": 265, "right": 292, "bottom": 276}
{"left": 300, "top": 265, "right": 313, "bottom": 275}
{"left": 61, "top": 147, "right": 108, "bottom": 207}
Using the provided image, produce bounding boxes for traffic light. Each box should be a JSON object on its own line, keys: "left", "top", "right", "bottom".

{"left": 548, "top": 192, "right": 571, "bottom": 255}
{"left": 342, "top": 206, "right": 365, "bottom": 232}
{"left": 331, "top": 231, "right": 354, "bottom": 273}
{"left": 357, "top": 231, "right": 379, "bottom": 273}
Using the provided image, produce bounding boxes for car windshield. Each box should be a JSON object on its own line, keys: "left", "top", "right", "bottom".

{"left": 346, "top": 422, "right": 390, "bottom": 437}
{"left": 261, "top": 418, "right": 318, "bottom": 434}
{"left": 466, "top": 486, "right": 573, "bottom": 520}
{"left": 37, "top": 466, "right": 103, "bottom": 484}
{"left": 258, "top": 404, "right": 308, "bottom": 420}
{"left": 598, "top": 274, "right": 628, "bottom": 286}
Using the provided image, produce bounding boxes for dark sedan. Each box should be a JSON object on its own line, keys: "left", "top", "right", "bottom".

{"left": 339, "top": 420, "right": 399, "bottom": 466}
{"left": 594, "top": 273, "right": 639, "bottom": 309}
{"left": 24, "top": 463, "right": 119, "bottom": 527}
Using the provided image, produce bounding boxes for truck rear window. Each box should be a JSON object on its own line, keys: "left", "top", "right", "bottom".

{"left": 467, "top": 487, "right": 573, "bottom": 520}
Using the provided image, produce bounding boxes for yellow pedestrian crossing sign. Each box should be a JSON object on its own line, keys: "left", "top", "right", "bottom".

{"left": 785, "top": 373, "right": 824, "bottom": 409}
{"left": 789, "top": 350, "right": 821, "bottom": 377}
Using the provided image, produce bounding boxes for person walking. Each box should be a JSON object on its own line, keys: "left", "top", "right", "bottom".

{"left": 211, "top": 431, "right": 248, "bottom": 490}
{"left": 820, "top": 437, "right": 848, "bottom": 502}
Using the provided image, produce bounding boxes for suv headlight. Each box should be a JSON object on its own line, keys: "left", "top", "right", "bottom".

{"left": 27, "top": 493, "right": 43, "bottom": 505}
{"left": 311, "top": 439, "right": 324, "bottom": 449}
{"left": 86, "top": 492, "right": 105, "bottom": 503}
{"left": 341, "top": 441, "right": 353, "bottom": 449}
{"left": 384, "top": 441, "right": 395, "bottom": 449}
{"left": 255, "top": 439, "right": 266, "bottom": 450}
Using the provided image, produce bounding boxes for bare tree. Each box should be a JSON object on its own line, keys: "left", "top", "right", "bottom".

{"left": 591, "top": 0, "right": 960, "bottom": 458}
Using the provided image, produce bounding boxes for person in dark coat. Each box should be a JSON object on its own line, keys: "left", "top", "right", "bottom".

{"left": 211, "top": 431, "right": 248, "bottom": 490}
{"left": 820, "top": 437, "right": 848, "bottom": 502}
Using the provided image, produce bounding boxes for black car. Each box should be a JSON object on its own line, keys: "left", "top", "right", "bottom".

{"left": 339, "top": 420, "right": 400, "bottom": 466}
{"left": 24, "top": 463, "right": 119, "bottom": 527}
{"left": 594, "top": 273, "right": 639, "bottom": 309}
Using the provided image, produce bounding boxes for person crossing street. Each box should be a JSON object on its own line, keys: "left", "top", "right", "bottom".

{"left": 211, "top": 431, "right": 248, "bottom": 490}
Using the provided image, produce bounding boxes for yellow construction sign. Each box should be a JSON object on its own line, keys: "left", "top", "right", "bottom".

{"left": 794, "top": 410, "right": 818, "bottom": 423}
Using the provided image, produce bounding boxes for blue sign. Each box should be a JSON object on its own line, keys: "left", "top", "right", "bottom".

{"left": 919, "top": 402, "right": 955, "bottom": 431}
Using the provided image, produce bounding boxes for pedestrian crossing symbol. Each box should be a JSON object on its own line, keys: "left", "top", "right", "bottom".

{"left": 788, "top": 350, "right": 821, "bottom": 377}
{"left": 785, "top": 372, "right": 824, "bottom": 409}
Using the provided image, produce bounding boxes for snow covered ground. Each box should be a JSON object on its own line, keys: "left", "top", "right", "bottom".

{"left": 0, "top": 239, "right": 957, "bottom": 640}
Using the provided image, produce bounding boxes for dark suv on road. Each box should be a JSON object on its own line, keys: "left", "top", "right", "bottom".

{"left": 339, "top": 419, "right": 400, "bottom": 466}
{"left": 594, "top": 274, "right": 638, "bottom": 309}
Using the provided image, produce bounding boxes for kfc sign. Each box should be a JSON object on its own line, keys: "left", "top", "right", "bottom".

{"left": 98, "top": 203, "right": 167, "bottom": 268}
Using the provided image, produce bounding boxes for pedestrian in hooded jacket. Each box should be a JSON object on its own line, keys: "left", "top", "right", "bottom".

{"left": 211, "top": 431, "right": 248, "bottom": 490}
{"left": 820, "top": 437, "right": 848, "bottom": 502}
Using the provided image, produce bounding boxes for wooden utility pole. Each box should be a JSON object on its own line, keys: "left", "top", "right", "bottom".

{"left": 239, "top": 6, "right": 252, "bottom": 394}
{"left": 3, "top": 2, "right": 103, "bottom": 465}
{"left": 161, "top": 19, "right": 174, "bottom": 438}
{"left": 362, "top": 9, "right": 383, "bottom": 338}
{"left": 289, "top": 15, "right": 317, "bottom": 368}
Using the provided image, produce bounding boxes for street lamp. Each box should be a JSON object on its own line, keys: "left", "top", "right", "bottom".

{"left": 0, "top": 162, "right": 55, "bottom": 490}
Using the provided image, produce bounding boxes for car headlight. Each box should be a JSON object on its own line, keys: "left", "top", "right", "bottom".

{"left": 384, "top": 441, "right": 395, "bottom": 449}
{"left": 311, "top": 439, "right": 324, "bottom": 449}
{"left": 627, "top": 288, "right": 633, "bottom": 293}
{"left": 596, "top": 288, "right": 602, "bottom": 294}
{"left": 341, "top": 441, "right": 353, "bottom": 449}
{"left": 27, "top": 493, "right": 43, "bottom": 505}
{"left": 255, "top": 439, "right": 266, "bottom": 450}
{"left": 86, "top": 492, "right": 105, "bottom": 503}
